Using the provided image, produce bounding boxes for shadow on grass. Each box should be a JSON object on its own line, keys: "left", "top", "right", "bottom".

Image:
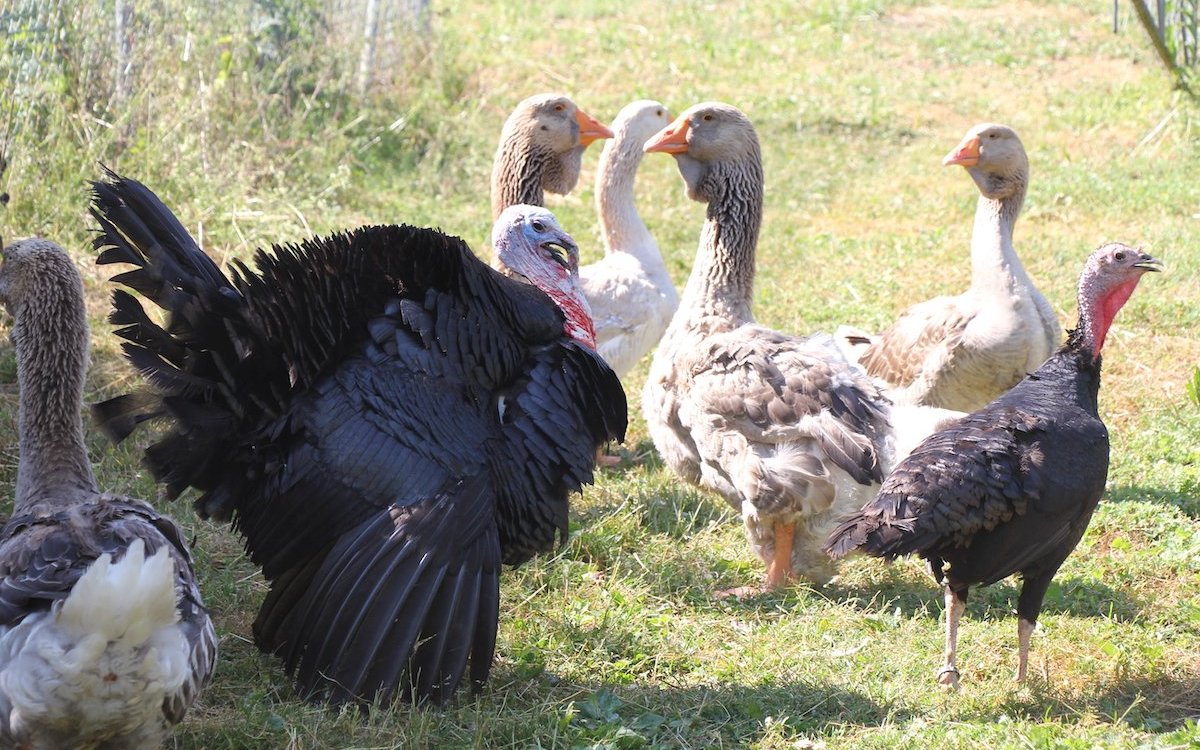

{"left": 810, "top": 564, "right": 1144, "bottom": 623}
{"left": 1083, "top": 675, "right": 1200, "bottom": 731}
{"left": 982, "top": 675, "right": 1200, "bottom": 735}
{"left": 492, "top": 673, "right": 893, "bottom": 748}
{"left": 1105, "top": 482, "right": 1200, "bottom": 520}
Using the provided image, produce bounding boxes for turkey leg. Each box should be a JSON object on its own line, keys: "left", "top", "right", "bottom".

{"left": 937, "top": 585, "right": 967, "bottom": 689}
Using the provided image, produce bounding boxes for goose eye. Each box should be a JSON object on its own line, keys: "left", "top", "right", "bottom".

{"left": 702, "top": 114, "right": 713, "bottom": 122}
{"left": 1114, "top": 250, "right": 1126, "bottom": 262}
{"left": 554, "top": 103, "right": 565, "bottom": 112}
{"left": 532, "top": 221, "right": 546, "bottom": 232}
{"left": 656, "top": 109, "right": 663, "bottom": 117}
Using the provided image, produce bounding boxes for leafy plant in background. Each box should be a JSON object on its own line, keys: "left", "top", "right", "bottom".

{"left": 1125, "top": 0, "right": 1199, "bottom": 91}
{"left": 1188, "top": 366, "right": 1200, "bottom": 406}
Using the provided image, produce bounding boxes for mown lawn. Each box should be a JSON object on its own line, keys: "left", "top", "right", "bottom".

{"left": 1, "top": 0, "right": 1198, "bottom": 747}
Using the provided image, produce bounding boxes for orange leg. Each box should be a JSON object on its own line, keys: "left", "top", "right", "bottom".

{"left": 765, "top": 521, "right": 795, "bottom": 589}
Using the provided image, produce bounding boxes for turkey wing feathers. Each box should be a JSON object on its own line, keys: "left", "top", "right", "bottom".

{"left": 824, "top": 406, "right": 1048, "bottom": 559}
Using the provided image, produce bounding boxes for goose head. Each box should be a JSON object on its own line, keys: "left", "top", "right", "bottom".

{"left": 491, "top": 93, "right": 613, "bottom": 214}
{"left": 942, "top": 123, "right": 1028, "bottom": 202}
{"left": 644, "top": 102, "right": 761, "bottom": 204}
{"left": 607, "top": 99, "right": 672, "bottom": 159}
{"left": 0, "top": 238, "right": 80, "bottom": 321}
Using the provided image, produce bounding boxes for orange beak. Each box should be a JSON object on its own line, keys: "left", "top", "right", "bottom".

{"left": 576, "top": 108, "right": 614, "bottom": 147}
{"left": 644, "top": 115, "right": 691, "bottom": 154}
{"left": 942, "top": 134, "right": 981, "bottom": 167}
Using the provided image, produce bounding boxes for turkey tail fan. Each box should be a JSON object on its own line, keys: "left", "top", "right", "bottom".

{"left": 822, "top": 518, "right": 870, "bottom": 560}
{"left": 91, "top": 168, "right": 233, "bottom": 297}
{"left": 253, "top": 473, "right": 502, "bottom": 705}
{"left": 89, "top": 171, "right": 287, "bottom": 507}
{"left": 823, "top": 514, "right": 917, "bottom": 560}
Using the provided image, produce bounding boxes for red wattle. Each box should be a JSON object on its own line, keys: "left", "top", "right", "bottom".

{"left": 1091, "top": 278, "right": 1142, "bottom": 356}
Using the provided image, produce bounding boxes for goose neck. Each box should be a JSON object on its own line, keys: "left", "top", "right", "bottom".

{"left": 12, "top": 278, "right": 97, "bottom": 513}
{"left": 968, "top": 187, "right": 1029, "bottom": 293}
{"left": 596, "top": 137, "right": 654, "bottom": 258}
{"left": 491, "top": 136, "right": 552, "bottom": 219}
{"left": 680, "top": 161, "right": 761, "bottom": 324}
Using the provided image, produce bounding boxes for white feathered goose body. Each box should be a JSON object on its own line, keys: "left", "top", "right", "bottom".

{"left": 580, "top": 99, "right": 679, "bottom": 377}
{"left": 89, "top": 173, "right": 626, "bottom": 707}
{"left": 845, "top": 124, "right": 1059, "bottom": 413}
{"left": 0, "top": 238, "right": 215, "bottom": 749}
{"left": 642, "top": 103, "right": 959, "bottom": 588}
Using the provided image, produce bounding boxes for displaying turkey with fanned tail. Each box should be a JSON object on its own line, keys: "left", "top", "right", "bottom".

{"left": 89, "top": 171, "right": 626, "bottom": 706}
{"left": 825, "top": 242, "right": 1161, "bottom": 688}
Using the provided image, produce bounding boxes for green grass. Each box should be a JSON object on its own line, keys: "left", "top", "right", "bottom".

{"left": 1, "top": 0, "right": 1199, "bottom": 747}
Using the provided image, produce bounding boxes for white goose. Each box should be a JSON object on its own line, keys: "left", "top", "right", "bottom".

{"left": 581, "top": 99, "right": 679, "bottom": 378}
{"left": 842, "top": 123, "right": 1059, "bottom": 412}
{"left": 643, "top": 103, "right": 959, "bottom": 589}
{"left": 0, "top": 238, "right": 216, "bottom": 748}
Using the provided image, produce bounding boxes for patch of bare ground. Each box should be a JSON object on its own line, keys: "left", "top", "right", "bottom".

{"left": 885, "top": 1, "right": 1095, "bottom": 29}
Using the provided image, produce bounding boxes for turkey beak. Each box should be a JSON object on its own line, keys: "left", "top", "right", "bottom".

{"left": 1133, "top": 254, "right": 1163, "bottom": 272}
{"left": 943, "top": 134, "right": 981, "bottom": 167}
{"left": 645, "top": 116, "right": 691, "bottom": 154}
{"left": 543, "top": 238, "right": 576, "bottom": 271}
{"left": 576, "top": 108, "right": 613, "bottom": 147}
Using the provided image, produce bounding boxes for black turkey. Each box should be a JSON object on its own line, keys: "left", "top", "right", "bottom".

{"left": 89, "top": 171, "right": 626, "bottom": 706}
{"left": 825, "top": 242, "right": 1160, "bottom": 687}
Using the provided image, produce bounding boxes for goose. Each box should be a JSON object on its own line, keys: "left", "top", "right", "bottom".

{"left": 840, "top": 123, "right": 1059, "bottom": 412}
{"left": 642, "top": 103, "right": 960, "bottom": 589}
{"left": 0, "top": 238, "right": 216, "bottom": 748}
{"left": 580, "top": 99, "right": 679, "bottom": 378}
{"left": 490, "top": 92, "right": 613, "bottom": 220}
{"left": 89, "top": 172, "right": 626, "bottom": 706}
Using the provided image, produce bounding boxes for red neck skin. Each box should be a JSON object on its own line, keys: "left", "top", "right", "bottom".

{"left": 544, "top": 285, "right": 597, "bottom": 349}
{"left": 1083, "top": 277, "right": 1142, "bottom": 357}
{"left": 493, "top": 225, "right": 597, "bottom": 349}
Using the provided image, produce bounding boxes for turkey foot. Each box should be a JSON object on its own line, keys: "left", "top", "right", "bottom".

{"left": 1015, "top": 618, "right": 1035, "bottom": 683}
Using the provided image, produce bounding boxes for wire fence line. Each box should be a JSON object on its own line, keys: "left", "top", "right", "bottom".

{"left": 1, "top": 0, "right": 432, "bottom": 151}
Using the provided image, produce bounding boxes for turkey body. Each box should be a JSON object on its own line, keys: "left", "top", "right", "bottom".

{"left": 831, "top": 347, "right": 1107, "bottom": 591}
{"left": 826, "top": 243, "right": 1161, "bottom": 686}
{"left": 90, "top": 174, "right": 626, "bottom": 706}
